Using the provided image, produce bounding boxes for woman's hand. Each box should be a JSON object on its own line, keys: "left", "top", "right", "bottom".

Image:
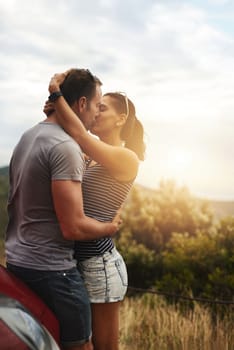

{"left": 111, "top": 207, "right": 123, "bottom": 230}
{"left": 49, "top": 70, "right": 71, "bottom": 93}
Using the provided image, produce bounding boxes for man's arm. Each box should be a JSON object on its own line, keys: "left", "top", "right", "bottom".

{"left": 52, "top": 179, "right": 118, "bottom": 240}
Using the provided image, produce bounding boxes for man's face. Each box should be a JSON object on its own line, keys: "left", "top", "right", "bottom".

{"left": 80, "top": 85, "right": 102, "bottom": 130}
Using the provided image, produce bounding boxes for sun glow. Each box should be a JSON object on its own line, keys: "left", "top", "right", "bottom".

{"left": 166, "top": 149, "right": 193, "bottom": 181}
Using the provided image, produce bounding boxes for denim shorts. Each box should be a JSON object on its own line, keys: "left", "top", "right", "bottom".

{"left": 6, "top": 263, "right": 91, "bottom": 348}
{"left": 77, "top": 247, "right": 128, "bottom": 303}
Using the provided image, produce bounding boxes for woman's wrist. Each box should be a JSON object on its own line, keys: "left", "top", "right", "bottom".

{"left": 48, "top": 91, "right": 63, "bottom": 102}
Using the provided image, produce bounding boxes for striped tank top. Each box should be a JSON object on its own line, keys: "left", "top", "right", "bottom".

{"left": 74, "top": 163, "right": 133, "bottom": 261}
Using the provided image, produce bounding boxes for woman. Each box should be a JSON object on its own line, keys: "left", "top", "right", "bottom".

{"left": 47, "top": 71, "right": 145, "bottom": 350}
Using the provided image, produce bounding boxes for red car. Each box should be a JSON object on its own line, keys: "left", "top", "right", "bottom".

{"left": 0, "top": 264, "right": 60, "bottom": 350}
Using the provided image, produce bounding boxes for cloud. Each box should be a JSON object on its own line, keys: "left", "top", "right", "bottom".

{"left": 208, "top": 0, "right": 231, "bottom": 5}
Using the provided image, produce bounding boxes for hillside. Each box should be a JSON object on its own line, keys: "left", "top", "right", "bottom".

{"left": 0, "top": 166, "right": 9, "bottom": 177}
{"left": 208, "top": 199, "right": 234, "bottom": 220}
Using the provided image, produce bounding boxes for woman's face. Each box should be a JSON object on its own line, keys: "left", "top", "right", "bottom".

{"left": 90, "top": 95, "right": 120, "bottom": 137}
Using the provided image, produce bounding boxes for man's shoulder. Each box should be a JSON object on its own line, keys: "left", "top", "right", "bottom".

{"left": 21, "top": 122, "right": 82, "bottom": 154}
{"left": 37, "top": 122, "right": 79, "bottom": 144}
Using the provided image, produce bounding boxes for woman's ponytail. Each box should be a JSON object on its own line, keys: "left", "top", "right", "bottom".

{"left": 120, "top": 99, "right": 145, "bottom": 160}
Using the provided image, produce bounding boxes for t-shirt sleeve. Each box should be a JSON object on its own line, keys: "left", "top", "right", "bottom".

{"left": 49, "top": 140, "right": 85, "bottom": 181}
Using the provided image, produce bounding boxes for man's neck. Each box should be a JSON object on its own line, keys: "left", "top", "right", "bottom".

{"left": 43, "top": 112, "right": 58, "bottom": 124}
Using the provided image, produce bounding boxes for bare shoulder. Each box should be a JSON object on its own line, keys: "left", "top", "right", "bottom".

{"left": 109, "top": 147, "right": 139, "bottom": 182}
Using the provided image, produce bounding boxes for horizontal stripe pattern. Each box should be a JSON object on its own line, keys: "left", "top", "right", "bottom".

{"left": 75, "top": 163, "right": 133, "bottom": 261}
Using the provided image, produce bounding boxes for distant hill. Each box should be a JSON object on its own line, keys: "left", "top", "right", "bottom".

{"left": 208, "top": 200, "right": 234, "bottom": 221}
{"left": 0, "top": 166, "right": 9, "bottom": 177}
{"left": 133, "top": 184, "right": 234, "bottom": 221}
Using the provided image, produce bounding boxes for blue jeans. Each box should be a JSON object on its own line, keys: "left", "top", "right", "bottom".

{"left": 7, "top": 263, "right": 91, "bottom": 347}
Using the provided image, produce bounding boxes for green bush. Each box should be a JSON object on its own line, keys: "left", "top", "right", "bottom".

{"left": 117, "top": 181, "right": 234, "bottom": 303}
{"left": 155, "top": 217, "right": 234, "bottom": 301}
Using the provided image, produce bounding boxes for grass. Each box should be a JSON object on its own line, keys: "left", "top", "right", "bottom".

{"left": 119, "top": 294, "right": 234, "bottom": 350}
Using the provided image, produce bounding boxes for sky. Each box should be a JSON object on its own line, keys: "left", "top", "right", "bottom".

{"left": 0, "top": 0, "right": 234, "bottom": 200}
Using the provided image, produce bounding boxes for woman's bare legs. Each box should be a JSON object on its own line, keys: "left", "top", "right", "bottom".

{"left": 91, "top": 302, "right": 120, "bottom": 350}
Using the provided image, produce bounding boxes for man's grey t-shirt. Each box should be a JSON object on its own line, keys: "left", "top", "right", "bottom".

{"left": 5, "top": 122, "right": 85, "bottom": 270}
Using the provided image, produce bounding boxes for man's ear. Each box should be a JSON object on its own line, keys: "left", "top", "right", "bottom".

{"left": 77, "top": 96, "right": 87, "bottom": 112}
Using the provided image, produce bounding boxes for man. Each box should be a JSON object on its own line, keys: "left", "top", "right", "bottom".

{"left": 5, "top": 69, "right": 118, "bottom": 350}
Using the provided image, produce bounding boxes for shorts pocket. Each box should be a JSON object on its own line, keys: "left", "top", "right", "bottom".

{"left": 115, "top": 258, "right": 128, "bottom": 287}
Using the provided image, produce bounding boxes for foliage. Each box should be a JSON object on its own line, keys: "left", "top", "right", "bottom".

{"left": 156, "top": 220, "right": 234, "bottom": 302}
{"left": 116, "top": 180, "right": 234, "bottom": 303}
{"left": 119, "top": 180, "right": 214, "bottom": 253}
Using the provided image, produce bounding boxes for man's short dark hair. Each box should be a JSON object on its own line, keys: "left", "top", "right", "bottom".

{"left": 60, "top": 69, "right": 102, "bottom": 106}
